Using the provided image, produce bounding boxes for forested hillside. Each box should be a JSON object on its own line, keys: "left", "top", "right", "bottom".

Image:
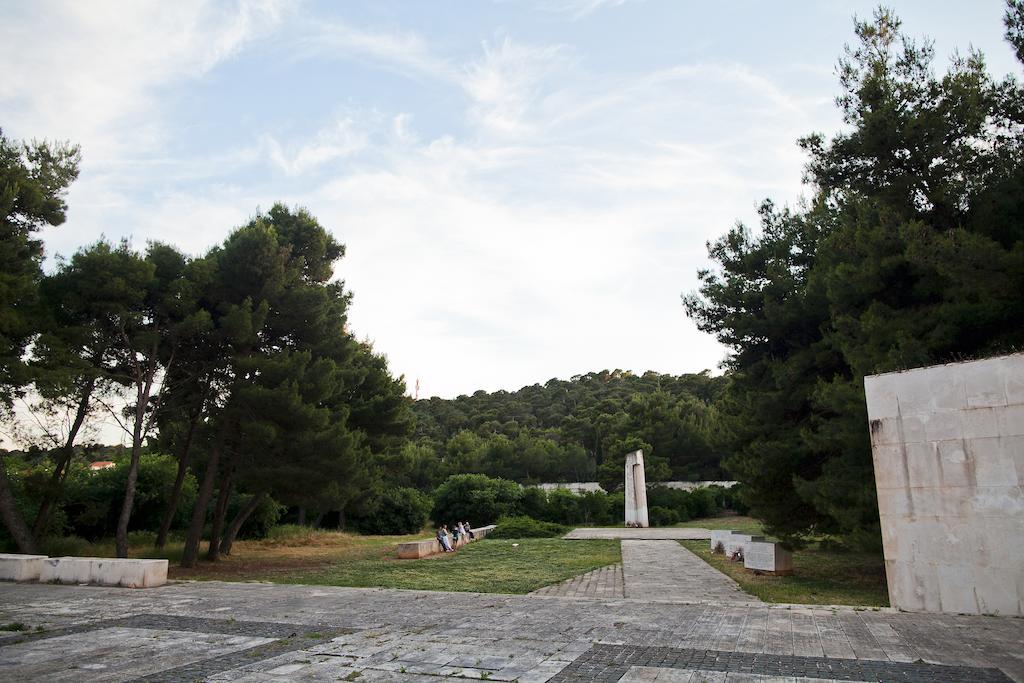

{"left": 406, "top": 370, "right": 728, "bottom": 490}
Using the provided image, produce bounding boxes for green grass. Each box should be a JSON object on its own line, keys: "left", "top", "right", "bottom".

{"left": 258, "top": 538, "right": 621, "bottom": 594}
{"left": 673, "top": 515, "right": 767, "bottom": 535}
{"left": 679, "top": 539, "right": 888, "bottom": 607}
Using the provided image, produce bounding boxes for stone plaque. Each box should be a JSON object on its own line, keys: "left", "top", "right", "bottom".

{"left": 710, "top": 530, "right": 736, "bottom": 553}
{"left": 744, "top": 541, "right": 793, "bottom": 575}
{"left": 724, "top": 534, "right": 764, "bottom": 558}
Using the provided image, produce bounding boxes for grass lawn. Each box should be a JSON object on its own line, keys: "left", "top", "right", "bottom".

{"left": 82, "top": 528, "right": 624, "bottom": 595}
{"left": 673, "top": 515, "right": 767, "bottom": 535}
{"left": 679, "top": 539, "right": 888, "bottom": 607}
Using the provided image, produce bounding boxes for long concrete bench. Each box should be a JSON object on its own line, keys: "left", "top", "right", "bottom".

{"left": 0, "top": 554, "right": 48, "bottom": 582}
{"left": 39, "top": 557, "right": 168, "bottom": 588}
{"left": 397, "top": 524, "right": 497, "bottom": 559}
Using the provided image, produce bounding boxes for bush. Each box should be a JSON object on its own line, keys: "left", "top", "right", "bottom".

{"left": 432, "top": 474, "right": 522, "bottom": 525}
{"left": 61, "top": 453, "right": 197, "bottom": 540}
{"left": 353, "top": 488, "right": 431, "bottom": 535}
{"left": 519, "top": 487, "right": 549, "bottom": 520}
{"left": 231, "top": 493, "right": 285, "bottom": 540}
{"left": 489, "top": 515, "right": 567, "bottom": 538}
{"left": 648, "top": 506, "right": 680, "bottom": 526}
{"left": 546, "top": 488, "right": 582, "bottom": 525}
{"left": 684, "top": 487, "right": 719, "bottom": 519}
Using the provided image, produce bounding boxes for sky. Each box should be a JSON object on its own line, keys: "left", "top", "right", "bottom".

{"left": 1, "top": 0, "right": 1020, "bottom": 402}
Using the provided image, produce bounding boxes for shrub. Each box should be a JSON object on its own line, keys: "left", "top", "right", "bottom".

{"left": 685, "top": 487, "right": 719, "bottom": 519}
{"left": 432, "top": 474, "right": 522, "bottom": 525}
{"left": 546, "top": 488, "right": 582, "bottom": 525}
{"left": 518, "top": 487, "right": 549, "bottom": 520}
{"left": 353, "top": 488, "right": 431, "bottom": 535}
{"left": 231, "top": 494, "right": 285, "bottom": 540}
{"left": 648, "top": 506, "right": 680, "bottom": 527}
{"left": 488, "top": 515, "right": 567, "bottom": 538}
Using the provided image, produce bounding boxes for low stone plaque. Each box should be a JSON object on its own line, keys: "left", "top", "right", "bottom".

{"left": 710, "top": 530, "right": 736, "bottom": 553}
{"left": 744, "top": 541, "right": 793, "bottom": 575}
{"left": 724, "top": 534, "right": 764, "bottom": 558}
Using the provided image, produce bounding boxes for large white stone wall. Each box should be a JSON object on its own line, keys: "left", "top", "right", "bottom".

{"left": 864, "top": 353, "right": 1024, "bottom": 616}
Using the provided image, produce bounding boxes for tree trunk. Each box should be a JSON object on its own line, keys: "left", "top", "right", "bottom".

{"left": 297, "top": 506, "right": 306, "bottom": 527}
{"left": 116, "top": 368, "right": 155, "bottom": 558}
{"left": 205, "top": 465, "right": 235, "bottom": 561}
{"left": 312, "top": 511, "right": 325, "bottom": 528}
{"left": 337, "top": 508, "right": 346, "bottom": 531}
{"left": 32, "top": 379, "right": 94, "bottom": 540}
{"left": 221, "top": 491, "right": 266, "bottom": 556}
{"left": 181, "top": 427, "right": 227, "bottom": 568}
{"left": 155, "top": 414, "right": 199, "bottom": 549}
{"left": 0, "top": 456, "right": 37, "bottom": 554}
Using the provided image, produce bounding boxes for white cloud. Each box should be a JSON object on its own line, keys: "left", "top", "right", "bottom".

{"left": 0, "top": 0, "right": 286, "bottom": 161}
{"left": 264, "top": 116, "right": 368, "bottom": 176}
{"left": 534, "top": 0, "right": 644, "bottom": 21}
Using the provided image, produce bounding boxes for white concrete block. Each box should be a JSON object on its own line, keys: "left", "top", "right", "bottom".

{"left": 922, "top": 412, "right": 963, "bottom": 443}
{"left": 864, "top": 375, "right": 900, "bottom": 420}
{"left": 39, "top": 557, "right": 167, "bottom": 588}
{"left": 743, "top": 541, "right": 793, "bottom": 574}
{"left": 936, "top": 440, "right": 971, "bottom": 488}
{"left": 1004, "top": 357, "right": 1024, "bottom": 404}
{"left": 937, "top": 564, "right": 981, "bottom": 614}
{"left": 899, "top": 414, "right": 928, "bottom": 444}
{"left": 960, "top": 407, "right": 1000, "bottom": 440}
{"left": 970, "top": 438, "right": 1017, "bottom": 487}
{"left": 997, "top": 404, "right": 1024, "bottom": 437}
{"left": 868, "top": 417, "right": 902, "bottom": 446}
{"left": 974, "top": 568, "right": 1022, "bottom": 616}
{"left": 624, "top": 450, "right": 649, "bottom": 528}
{"left": 965, "top": 360, "right": 1008, "bottom": 408}
{"left": 905, "top": 442, "right": 941, "bottom": 489}
{"left": 723, "top": 534, "right": 764, "bottom": 558}
{"left": 709, "top": 530, "right": 735, "bottom": 553}
{"left": 0, "top": 554, "right": 48, "bottom": 582}
{"left": 871, "top": 444, "right": 908, "bottom": 490}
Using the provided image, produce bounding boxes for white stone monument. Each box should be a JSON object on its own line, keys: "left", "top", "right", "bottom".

{"left": 865, "top": 352, "right": 1024, "bottom": 616}
{"left": 744, "top": 541, "right": 793, "bottom": 575}
{"left": 624, "top": 449, "right": 649, "bottom": 527}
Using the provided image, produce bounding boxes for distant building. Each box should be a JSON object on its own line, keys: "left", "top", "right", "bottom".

{"left": 88, "top": 461, "right": 115, "bottom": 471}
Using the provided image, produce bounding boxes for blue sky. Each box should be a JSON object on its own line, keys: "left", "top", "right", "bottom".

{"left": 2, "top": 0, "right": 1020, "bottom": 402}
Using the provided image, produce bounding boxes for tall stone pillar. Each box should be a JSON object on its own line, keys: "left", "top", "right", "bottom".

{"left": 624, "top": 449, "right": 649, "bottom": 527}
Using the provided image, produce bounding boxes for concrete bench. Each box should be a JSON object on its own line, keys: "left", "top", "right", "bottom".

{"left": 0, "top": 553, "right": 48, "bottom": 582}
{"left": 39, "top": 557, "right": 168, "bottom": 588}
{"left": 397, "top": 525, "right": 497, "bottom": 559}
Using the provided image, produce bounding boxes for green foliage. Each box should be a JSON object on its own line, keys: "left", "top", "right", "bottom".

{"left": 488, "top": 516, "right": 568, "bottom": 538}
{"left": 648, "top": 506, "right": 680, "bottom": 527}
{"left": 61, "top": 454, "right": 197, "bottom": 540}
{"left": 229, "top": 493, "right": 284, "bottom": 540}
{"left": 431, "top": 474, "right": 523, "bottom": 525}
{"left": 352, "top": 488, "right": 431, "bottom": 535}
{"left": 411, "top": 370, "right": 727, "bottom": 487}
{"left": 685, "top": 7, "right": 1024, "bottom": 549}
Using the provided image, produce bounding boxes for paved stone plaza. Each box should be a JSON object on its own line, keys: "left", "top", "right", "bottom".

{"left": 1, "top": 557, "right": 1022, "bottom": 682}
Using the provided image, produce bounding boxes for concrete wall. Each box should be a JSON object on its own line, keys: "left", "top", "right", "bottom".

{"left": 864, "top": 353, "right": 1024, "bottom": 616}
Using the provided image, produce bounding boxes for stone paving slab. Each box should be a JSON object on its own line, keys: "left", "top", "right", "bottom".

{"left": 565, "top": 527, "right": 712, "bottom": 540}
{"left": 0, "top": 582, "right": 1022, "bottom": 681}
{"left": 622, "top": 540, "right": 759, "bottom": 605}
{"left": 531, "top": 563, "right": 625, "bottom": 598}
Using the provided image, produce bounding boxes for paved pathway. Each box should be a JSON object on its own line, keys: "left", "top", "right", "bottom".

{"left": 530, "top": 563, "right": 625, "bottom": 598}
{"left": 0, "top": 581, "right": 1021, "bottom": 681}
{"left": 564, "top": 527, "right": 711, "bottom": 540}
{"left": 621, "top": 540, "right": 759, "bottom": 605}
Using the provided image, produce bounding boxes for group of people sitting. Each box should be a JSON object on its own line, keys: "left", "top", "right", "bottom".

{"left": 436, "top": 521, "right": 474, "bottom": 552}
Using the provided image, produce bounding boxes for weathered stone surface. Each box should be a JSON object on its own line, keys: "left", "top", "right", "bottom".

{"left": 621, "top": 540, "right": 759, "bottom": 604}
{"left": 624, "top": 449, "right": 649, "bottom": 527}
{"left": 865, "top": 352, "right": 1024, "bottom": 616}
{"left": 38, "top": 557, "right": 167, "bottom": 588}
{"left": 1, "top": 581, "right": 1022, "bottom": 681}
{"left": 744, "top": 541, "right": 793, "bottom": 575}
{"left": 709, "top": 530, "right": 736, "bottom": 553}
{"left": 723, "top": 534, "right": 764, "bottom": 558}
{"left": 0, "top": 554, "right": 47, "bottom": 582}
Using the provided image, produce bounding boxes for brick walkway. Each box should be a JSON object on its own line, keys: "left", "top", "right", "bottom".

{"left": 621, "top": 539, "right": 759, "bottom": 604}
{"left": 0, "top": 581, "right": 1021, "bottom": 681}
{"left": 530, "top": 563, "right": 625, "bottom": 598}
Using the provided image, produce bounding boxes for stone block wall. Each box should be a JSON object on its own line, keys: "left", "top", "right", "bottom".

{"left": 864, "top": 353, "right": 1024, "bottom": 615}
